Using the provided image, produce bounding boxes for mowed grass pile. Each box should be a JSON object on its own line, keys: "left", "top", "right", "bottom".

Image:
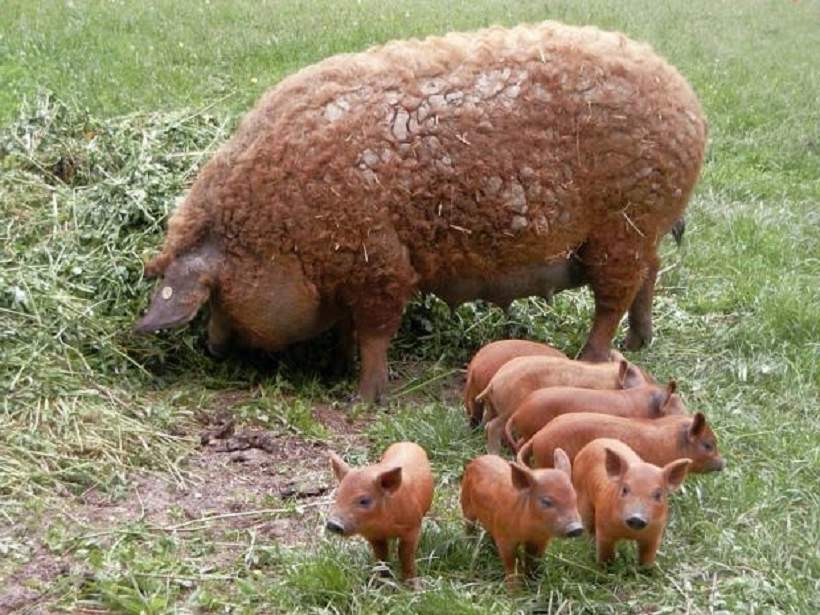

{"left": 1, "top": 0, "right": 819, "bottom": 612}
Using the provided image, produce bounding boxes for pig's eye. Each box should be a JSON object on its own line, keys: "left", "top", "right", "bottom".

{"left": 357, "top": 496, "right": 372, "bottom": 508}
{"left": 621, "top": 485, "right": 630, "bottom": 497}
{"left": 653, "top": 489, "right": 663, "bottom": 502}
{"left": 539, "top": 497, "right": 553, "bottom": 508}
{"left": 702, "top": 442, "right": 714, "bottom": 452}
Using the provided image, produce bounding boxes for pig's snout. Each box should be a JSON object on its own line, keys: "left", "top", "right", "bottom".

{"left": 626, "top": 515, "right": 648, "bottom": 530}
{"left": 710, "top": 457, "right": 726, "bottom": 472}
{"left": 325, "top": 518, "right": 346, "bottom": 535}
{"left": 564, "top": 522, "right": 584, "bottom": 538}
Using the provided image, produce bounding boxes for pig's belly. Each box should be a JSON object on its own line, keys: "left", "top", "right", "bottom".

{"left": 427, "top": 258, "right": 586, "bottom": 309}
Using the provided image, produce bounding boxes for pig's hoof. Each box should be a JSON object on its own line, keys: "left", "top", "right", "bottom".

{"left": 405, "top": 577, "right": 422, "bottom": 591}
{"left": 623, "top": 329, "right": 652, "bottom": 351}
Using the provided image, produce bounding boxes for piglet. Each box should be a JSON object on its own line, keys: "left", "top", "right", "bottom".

{"left": 504, "top": 381, "right": 684, "bottom": 451}
{"left": 517, "top": 412, "right": 725, "bottom": 474}
{"left": 326, "top": 442, "right": 434, "bottom": 584}
{"left": 460, "top": 450, "right": 583, "bottom": 588}
{"left": 463, "top": 340, "right": 567, "bottom": 427}
{"left": 573, "top": 438, "right": 691, "bottom": 566}
{"left": 477, "top": 354, "right": 648, "bottom": 453}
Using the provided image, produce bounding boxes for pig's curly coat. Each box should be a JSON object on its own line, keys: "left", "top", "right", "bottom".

{"left": 147, "top": 21, "right": 706, "bottom": 337}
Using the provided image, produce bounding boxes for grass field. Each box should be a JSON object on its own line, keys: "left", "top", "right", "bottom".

{"left": 1, "top": 0, "right": 819, "bottom": 612}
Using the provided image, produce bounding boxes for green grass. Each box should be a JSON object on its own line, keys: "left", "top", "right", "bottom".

{"left": 1, "top": 0, "right": 819, "bottom": 612}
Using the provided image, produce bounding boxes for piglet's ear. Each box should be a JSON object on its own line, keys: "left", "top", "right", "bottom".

{"left": 510, "top": 462, "right": 534, "bottom": 491}
{"left": 604, "top": 447, "right": 627, "bottom": 481}
{"left": 617, "top": 360, "right": 629, "bottom": 388}
{"left": 377, "top": 466, "right": 402, "bottom": 493}
{"left": 663, "top": 458, "right": 691, "bottom": 491}
{"left": 689, "top": 412, "right": 706, "bottom": 440}
{"left": 553, "top": 448, "right": 572, "bottom": 478}
{"left": 328, "top": 452, "right": 350, "bottom": 482}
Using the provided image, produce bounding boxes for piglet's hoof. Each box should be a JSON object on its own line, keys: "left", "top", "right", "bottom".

{"left": 405, "top": 577, "right": 423, "bottom": 591}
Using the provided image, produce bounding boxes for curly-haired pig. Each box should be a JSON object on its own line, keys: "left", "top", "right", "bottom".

{"left": 463, "top": 339, "right": 567, "bottom": 427}
{"left": 573, "top": 438, "right": 691, "bottom": 566}
{"left": 517, "top": 412, "right": 725, "bottom": 474}
{"left": 460, "top": 450, "right": 583, "bottom": 588}
{"left": 134, "top": 21, "right": 707, "bottom": 402}
{"left": 477, "top": 354, "right": 648, "bottom": 453}
{"left": 326, "top": 442, "right": 434, "bottom": 584}
{"left": 504, "top": 380, "right": 684, "bottom": 450}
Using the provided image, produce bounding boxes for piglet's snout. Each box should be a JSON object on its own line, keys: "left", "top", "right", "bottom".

{"left": 325, "top": 518, "right": 346, "bottom": 535}
{"left": 564, "top": 521, "right": 584, "bottom": 538}
{"left": 626, "top": 515, "right": 648, "bottom": 530}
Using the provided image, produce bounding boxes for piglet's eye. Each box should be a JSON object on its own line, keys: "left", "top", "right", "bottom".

{"left": 357, "top": 496, "right": 372, "bottom": 508}
{"left": 653, "top": 490, "right": 663, "bottom": 502}
{"left": 621, "top": 485, "right": 630, "bottom": 497}
{"left": 539, "top": 497, "right": 553, "bottom": 508}
{"left": 703, "top": 442, "right": 714, "bottom": 452}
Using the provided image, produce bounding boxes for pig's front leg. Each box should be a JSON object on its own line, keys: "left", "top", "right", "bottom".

{"left": 595, "top": 534, "right": 616, "bottom": 565}
{"left": 356, "top": 328, "right": 395, "bottom": 403}
{"left": 523, "top": 541, "right": 547, "bottom": 577}
{"left": 367, "top": 537, "right": 390, "bottom": 575}
{"left": 495, "top": 538, "right": 522, "bottom": 590}
{"left": 398, "top": 528, "right": 421, "bottom": 586}
{"left": 637, "top": 535, "right": 661, "bottom": 566}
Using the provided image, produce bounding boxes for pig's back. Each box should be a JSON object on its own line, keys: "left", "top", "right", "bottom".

{"left": 534, "top": 413, "right": 655, "bottom": 465}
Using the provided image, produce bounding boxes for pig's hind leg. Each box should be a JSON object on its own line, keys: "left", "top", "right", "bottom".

{"left": 578, "top": 232, "right": 654, "bottom": 362}
{"left": 624, "top": 253, "right": 658, "bottom": 351}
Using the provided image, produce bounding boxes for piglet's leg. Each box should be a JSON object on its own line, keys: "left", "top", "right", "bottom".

{"left": 637, "top": 534, "right": 661, "bottom": 566}
{"left": 523, "top": 541, "right": 547, "bottom": 577}
{"left": 624, "top": 253, "right": 659, "bottom": 351}
{"left": 484, "top": 416, "right": 505, "bottom": 454}
{"left": 398, "top": 528, "right": 421, "bottom": 583}
{"left": 596, "top": 535, "right": 616, "bottom": 565}
{"left": 367, "top": 538, "right": 391, "bottom": 577}
{"left": 495, "top": 538, "right": 522, "bottom": 589}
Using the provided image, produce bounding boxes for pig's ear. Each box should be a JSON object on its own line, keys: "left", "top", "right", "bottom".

{"left": 553, "top": 448, "right": 572, "bottom": 478}
{"left": 688, "top": 412, "right": 707, "bottom": 440}
{"left": 509, "top": 462, "right": 534, "bottom": 490}
{"left": 663, "top": 458, "right": 691, "bottom": 491}
{"left": 377, "top": 466, "right": 402, "bottom": 493}
{"left": 608, "top": 349, "right": 626, "bottom": 363}
{"left": 617, "top": 360, "right": 629, "bottom": 388}
{"left": 328, "top": 452, "right": 350, "bottom": 482}
{"left": 604, "top": 447, "right": 627, "bottom": 481}
{"left": 652, "top": 380, "right": 677, "bottom": 417}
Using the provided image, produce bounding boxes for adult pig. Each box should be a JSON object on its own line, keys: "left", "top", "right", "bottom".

{"left": 135, "top": 21, "right": 707, "bottom": 401}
